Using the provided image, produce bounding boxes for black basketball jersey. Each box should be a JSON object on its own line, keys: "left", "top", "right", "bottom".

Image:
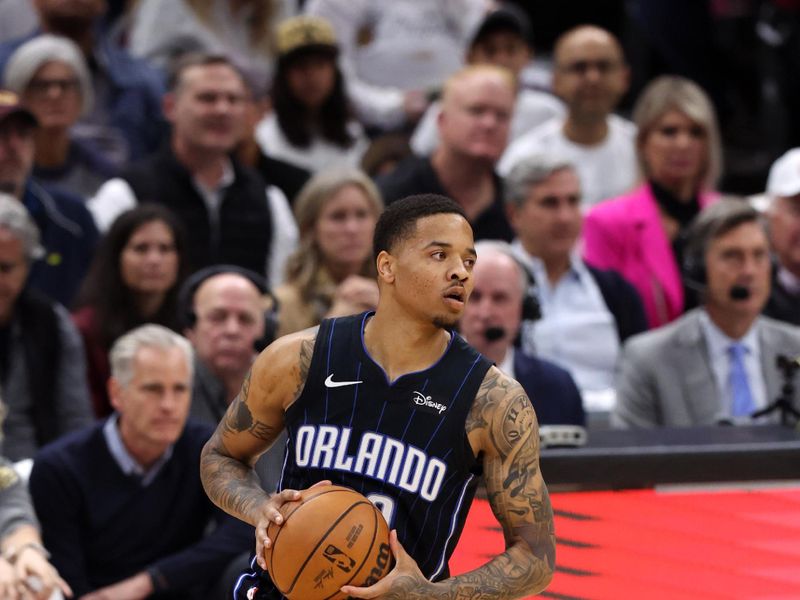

{"left": 234, "top": 312, "right": 492, "bottom": 600}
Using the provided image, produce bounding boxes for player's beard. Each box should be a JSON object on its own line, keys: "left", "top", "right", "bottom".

{"left": 432, "top": 314, "right": 459, "bottom": 330}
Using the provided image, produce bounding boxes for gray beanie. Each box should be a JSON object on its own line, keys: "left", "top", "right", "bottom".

{"left": 2, "top": 34, "right": 93, "bottom": 117}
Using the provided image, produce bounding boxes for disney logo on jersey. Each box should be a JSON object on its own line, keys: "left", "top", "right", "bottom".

{"left": 412, "top": 391, "right": 448, "bottom": 415}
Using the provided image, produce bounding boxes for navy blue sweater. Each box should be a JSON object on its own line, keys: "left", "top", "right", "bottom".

{"left": 29, "top": 420, "right": 252, "bottom": 598}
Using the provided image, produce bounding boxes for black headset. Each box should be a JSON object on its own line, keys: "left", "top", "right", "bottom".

{"left": 681, "top": 205, "right": 770, "bottom": 300}
{"left": 509, "top": 255, "right": 542, "bottom": 322}
{"left": 682, "top": 244, "right": 707, "bottom": 291}
{"left": 177, "top": 265, "right": 280, "bottom": 352}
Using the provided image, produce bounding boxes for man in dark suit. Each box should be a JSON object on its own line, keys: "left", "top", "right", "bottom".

{"left": 764, "top": 147, "right": 800, "bottom": 326}
{"left": 460, "top": 240, "right": 584, "bottom": 426}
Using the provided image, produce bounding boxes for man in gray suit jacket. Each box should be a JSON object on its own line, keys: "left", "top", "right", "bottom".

{"left": 613, "top": 199, "right": 800, "bottom": 428}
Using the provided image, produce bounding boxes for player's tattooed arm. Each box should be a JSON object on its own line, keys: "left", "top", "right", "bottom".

{"left": 436, "top": 366, "right": 554, "bottom": 599}
{"left": 347, "top": 368, "right": 555, "bottom": 600}
{"left": 200, "top": 330, "right": 317, "bottom": 525}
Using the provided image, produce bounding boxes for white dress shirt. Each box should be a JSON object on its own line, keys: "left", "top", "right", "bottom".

{"left": 513, "top": 243, "right": 620, "bottom": 402}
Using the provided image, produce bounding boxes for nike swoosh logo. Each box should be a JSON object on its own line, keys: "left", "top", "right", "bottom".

{"left": 324, "top": 374, "right": 363, "bottom": 388}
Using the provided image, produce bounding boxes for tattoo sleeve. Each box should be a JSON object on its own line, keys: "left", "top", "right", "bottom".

{"left": 200, "top": 335, "right": 317, "bottom": 525}
{"left": 386, "top": 368, "right": 555, "bottom": 600}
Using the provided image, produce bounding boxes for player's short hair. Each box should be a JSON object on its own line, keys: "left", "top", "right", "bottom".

{"left": 373, "top": 194, "right": 467, "bottom": 258}
{"left": 109, "top": 324, "right": 194, "bottom": 388}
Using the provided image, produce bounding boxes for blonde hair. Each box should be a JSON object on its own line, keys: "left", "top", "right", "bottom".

{"left": 633, "top": 75, "right": 723, "bottom": 190}
{"left": 284, "top": 168, "right": 383, "bottom": 301}
{"left": 441, "top": 64, "right": 515, "bottom": 105}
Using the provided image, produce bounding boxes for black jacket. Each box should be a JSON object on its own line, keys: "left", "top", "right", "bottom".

{"left": 586, "top": 264, "right": 649, "bottom": 341}
{"left": 122, "top": 145, "right": 272, "bottom": 277}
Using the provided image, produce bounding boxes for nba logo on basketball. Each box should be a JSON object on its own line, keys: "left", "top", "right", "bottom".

{"left": 323, "top": 545, "right": 356, "bottom": 572}
{"left": 263, "top": 485, "right": 393, "bottom": 600}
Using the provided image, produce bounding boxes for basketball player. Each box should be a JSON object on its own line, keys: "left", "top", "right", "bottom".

{"left": 201, "top": 194, "right": 555, "bottom": 599}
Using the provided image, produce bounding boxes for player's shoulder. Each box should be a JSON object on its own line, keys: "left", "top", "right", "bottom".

{"left": 468, "top": 366, "right": 528, "bottom": 428}
{"left": 478, "top": 365, "right": 527, "bottom": 402}
{"left": 248, "top": 326, "right": 319, "bottom": 403}
{"left": 256, "top": 326, "right": 318, "bottom": 369}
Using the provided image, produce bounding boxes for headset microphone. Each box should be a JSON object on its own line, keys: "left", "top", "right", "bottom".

{"left": 729, "top": 285, "right": 751, "bottom": 301}
{"left": 484, "top": 327, "right": 505, "bottom": 342}
{"left": 683, "top": 278, "right": 706, "bottom": 294}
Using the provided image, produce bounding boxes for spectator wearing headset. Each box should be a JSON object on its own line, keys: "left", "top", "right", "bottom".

{"left": 460, "top": 240, "right": 585, "bottom": 426}
{"left": 179, "top": 266, "right": 274, "bottom": 425}
{"left": 179, "top": 265, "right": 285, "bottom": 495}
{"left": 613, "top": 199, "right": 800, "bottom": 428}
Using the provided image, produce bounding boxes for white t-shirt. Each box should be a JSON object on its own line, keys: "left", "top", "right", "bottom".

{"left": 305, "top": 0, "right": 485, "bottom": 128}
{"left": 255, "top": 113, "right": 369, "bottom": 174}
{"left": 499, "top": 114, "right": 638, "bottom": 208}
{"left": 129, "top": 0, "right": 275, "bottom": 91}
{"left": 410, "top": 88, "right": 565, "bottom": 156}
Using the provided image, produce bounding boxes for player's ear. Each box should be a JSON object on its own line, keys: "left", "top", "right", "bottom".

{"left": 376, "top": 250, "right": 395, "bottom": 283}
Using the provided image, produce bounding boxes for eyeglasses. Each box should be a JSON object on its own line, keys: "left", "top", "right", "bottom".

{"left": 558, "top": 59, "right": 622, "bottom": 76}
{"left": 26, "top": 78, "right": 80, "bottom": 96}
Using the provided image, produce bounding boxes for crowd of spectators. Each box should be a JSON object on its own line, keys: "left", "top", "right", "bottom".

{"left": 0, "top": 0, "right": 798, "bottom": 597}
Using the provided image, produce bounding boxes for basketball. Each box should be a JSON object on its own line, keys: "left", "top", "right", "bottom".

{"left": 264, "top": 484, "right": 392, "bottom": 600}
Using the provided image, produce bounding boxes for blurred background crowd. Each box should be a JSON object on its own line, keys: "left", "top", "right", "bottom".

{"left": 0, "top": 0, "right": 798, "bottom": 597}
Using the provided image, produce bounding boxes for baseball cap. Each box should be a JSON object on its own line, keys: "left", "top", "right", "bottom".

{"left": 276, "top": 16, "right": 338, "bottom": 60}
{"left": 766, "top": 148, "right": 800, "bottom": 197}
{"left": 470, "top": 4, "right": 534, "bottom": 49}
{"left": 0, "top": 90, "right": 37, "bottom": 127}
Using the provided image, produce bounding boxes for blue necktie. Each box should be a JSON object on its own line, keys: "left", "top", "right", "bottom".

{"left": 728, "top": 343, "right": 755, "bottom": 418}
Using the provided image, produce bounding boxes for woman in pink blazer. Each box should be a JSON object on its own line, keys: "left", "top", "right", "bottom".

{"left": 583, "top": 76, "right": 722, "bottom": 329}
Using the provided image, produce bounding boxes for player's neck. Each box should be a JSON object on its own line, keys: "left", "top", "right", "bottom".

{"left": 363, "top": 310, "right": 451, "bottom": 383}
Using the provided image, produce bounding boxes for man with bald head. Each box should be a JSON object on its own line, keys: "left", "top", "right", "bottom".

{"left": 460, "top": 241, "right": 584, "bottom": 425}
{"left": 499, "top": 25, "right": 637, "bottom": 207}
{"left": 183, "top": 268, "right": 267, "bottom": 424}
{"left": 378, "top": 65, "right": 516, "bottom": 241}
{"left": 182, "top": 266, "right": 286, "bottom": 495}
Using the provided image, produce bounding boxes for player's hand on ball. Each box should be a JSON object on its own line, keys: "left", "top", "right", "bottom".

{"left": 255, "top": 480, "right": 331, "bottom": 569}
{"left": 340, "top": 530, "right": 432, "bottom": 599}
